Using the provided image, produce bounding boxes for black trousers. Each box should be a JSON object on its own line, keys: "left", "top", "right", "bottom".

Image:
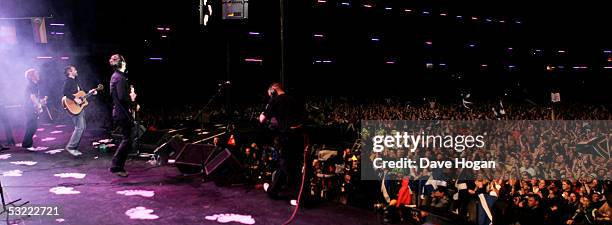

{"left": 111, "top": 118, "right": 132, "bottom": 172}
{"left": 267, "top": 129, "right": 305, "bottom": 199}
{"left": 22, "top": 111, "right": 37, "bottom": 148}
{"left": 0, "top": 108, "right": 15, "bottom": 146}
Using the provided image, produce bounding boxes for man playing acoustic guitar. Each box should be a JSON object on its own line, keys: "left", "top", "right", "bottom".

{"left": 62, "top": 65, "right": 97, "bottom": 156}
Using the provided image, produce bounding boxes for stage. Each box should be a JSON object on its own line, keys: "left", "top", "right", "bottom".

{"left": 0, "top": 123, "right": 378, "bottom": 225}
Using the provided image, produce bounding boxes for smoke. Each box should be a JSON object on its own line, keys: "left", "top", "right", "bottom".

{"left": 1, "top": 0, "right": 107, "bottom": 130}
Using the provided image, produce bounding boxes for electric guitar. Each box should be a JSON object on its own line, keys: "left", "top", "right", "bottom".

{"left": 62, "top": 84, "right": 103, "bottom": 116}
{"left": 34, "top": 96, "right": 48, "bottom": 115}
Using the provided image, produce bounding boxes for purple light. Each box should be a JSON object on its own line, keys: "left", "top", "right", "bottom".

{"left": 49, "top": 23, "right": 65, "bottom": 26}
{"left": 37, "top": 56, "right": 52, "bottom": 59}
{"left": 149, "top": 57, "right": 163, "bottom": 61}
{"left": 468, "top": 44, "right": 476, "bottom": 48}
{"left": 165, "top": 28, "right": 170, "bottom": 31}
{"left": 363, "top": 4, "right": 372, "bottom": 8}
{"left": 508, "top": 65, "right": 516, "bottom": 68}
{"left": 385, "top": 61, "right": 395, "bottom": 64}
{"left": 604, "top": 66, "right": 612, "bottom": 69}
{"left": 385, "top": 7, "right": 392, "bottom": 10}
{"left": 404, "top": 9, "right": 412, "bottom": 13}
{"left": 425, "top": 41, "right": 433, "bottom": 45}
{"left": 156, "top": 27, "right": 164, "bottom": 31}
{"left": 604, "top": 50, "right": 611, "bottom": 54}
{"left": 248, "top": 32, "right": 260, "bottom": 35}
{"left": 245, "top": 58, "right": 263, "bottom": 63}
{"left": 313, "top": 33, "right": 325, "bottom": 38}
{"left": 371, "top": 38, "right": 380, "bottom": 42}
{"left": 60, "top": 57, "right": 69, "bottom": 60}
{"left": 317, "top": 0, "right": 327, "bottom": 3}
{"left": 422, "top": 11, "right": 430, "bottom": 15}
{"left": 341, "top": 2, "right": 350, "bottom": 6}
{"left": 55, "top": 32, "right": 64, "bottom": 35}
{"left": 471, "top": 16, "right": 478, "bottom": 20}
{"left": 439, "top": 13, "right": 448, "bottom": 16}
{"left": 456, "top": 15, "right": 463, "bottom": 19}
{"left": 572, "top": 66, "right": 588, "bottom": 69}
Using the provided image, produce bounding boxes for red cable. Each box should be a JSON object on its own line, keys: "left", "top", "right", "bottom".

{"left": 282, "top": 134, "right": 309, "bottom": 225}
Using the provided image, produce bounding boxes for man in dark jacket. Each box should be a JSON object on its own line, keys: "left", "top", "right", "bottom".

{"left": 108, "top": 54, "right": 135, "bottom": 177}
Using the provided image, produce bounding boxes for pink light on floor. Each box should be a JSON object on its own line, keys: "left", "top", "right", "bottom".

{"left": 205, "top": 214, "right": 255, "bottom": 225}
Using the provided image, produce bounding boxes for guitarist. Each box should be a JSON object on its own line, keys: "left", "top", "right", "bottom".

{"left": 108, "top": 54, "right": 135, "bottom": 177}
{"left": 22, "top": 68, "right": 44, "bottom": 151}
{"left": 62, "top": 65, "right": 97, "bottom": 156}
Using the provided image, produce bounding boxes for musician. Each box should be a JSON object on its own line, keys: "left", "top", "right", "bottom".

{"left": 259, "top": 82, "right": 306, "bottom": 205}
{"left": 62, "top": 65, "right": 97, "bottom": 156}
{"left": 109, "top": 54, "right": 135, "bottom": 177}
{"left": 22, "top": 68, "right": 42, "bottom": 151}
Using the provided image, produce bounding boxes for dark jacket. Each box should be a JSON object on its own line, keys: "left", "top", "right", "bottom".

{"left": 109, "top": 71, "right": 131, "bottom": 120}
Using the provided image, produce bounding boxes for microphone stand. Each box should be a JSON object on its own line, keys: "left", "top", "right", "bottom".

{"left": 193, "top": 82, "right": 229, "bottom": 130}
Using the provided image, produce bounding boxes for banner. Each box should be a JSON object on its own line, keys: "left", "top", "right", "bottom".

{"left": 0, "top": 20, "right": 17, "bottom": 47}
{"left": 31, "top": 17, "right": 47, "bottom": 43}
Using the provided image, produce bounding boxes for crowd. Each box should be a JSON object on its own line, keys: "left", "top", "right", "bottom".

{"left": 115, "top": 96, "right": 611, "bottom": 225}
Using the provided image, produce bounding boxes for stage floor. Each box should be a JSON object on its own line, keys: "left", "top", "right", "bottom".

{"left": 0, "top": 123, "right": 378, "bottom": 225}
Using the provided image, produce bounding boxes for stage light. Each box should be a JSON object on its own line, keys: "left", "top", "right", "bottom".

{"left": 425, "top": 62, "right": 434, "bottom": 69}
{"left": 425, "top": 41, "right": 433, "bottom": 45}
{"left": 558, "top": 50, "right": 566, "bottom": 53}
{"left": 149, "top": 57, "right": 163, "bottom": 61}
{"left": 61, "top": 57, "right": 69, "bottom": 60}
{"left": 499, "top": 20, "right": 506, "bottom": 23}
{"left": 248, "top": 32, "right": 260, "bottom": 35}
{"left": 36, "top": 56, "right": 52, "bottom": 59}
{"left": 485, "top": 18, "right": 492, "bottom": 22}
{"left": 49, "top": 23, "right": 65, "bottom": 26}
{"left": 385, "top": 7, "right": 392, "bottom": 11}
{"left": 156, "top": 27, "right": 164, "bottom": 31}
{"left": 604, "top": 50, "right": 611, "bottom": 54}
{"left": 546, "top": 65, "right": 555, "bottom": 71}
{"left": 515, "top": 20, "right": 522, "bottom": 24}
{"left": 572, "top": 66, "right": 588, "bottom": 69}
{"left": 456, "top": 15, "right": 463, "bottom": 19}
{"left": 404, "top": 9, "right": 412, "bottom": 13}
{"left": 340, "top": 2, "right": 350, "bottom": 6}
{"left": 422, "top": 11, "right": 430, "bottom": 15}
{"left": 439, "top": 12, "right": 448, "bottom": 16}
{"left": 385, "top": 61, "right": 395, "bottom": 64}
{"left": 161, "top": 35, "right": 167, "bottom": 38}
{"left": 317, "top": 0, "right": 327, "bottom": 3}
{"left": 245, "top": 58, "right": 263, "bottom": 63}
{"left": 363, "top": 4, "right": 373, "bottom": 8}
{"left": 604, "top": 66, "right": 612, "bottom": 69}
{"left": 313, "top": 33, "right": 325, "bottom": 38}
{"left": 371, "top": 37, "right": 380, "bottom": 42}
{"left": 471, "top": 16, "right": 478, "bottom": 21}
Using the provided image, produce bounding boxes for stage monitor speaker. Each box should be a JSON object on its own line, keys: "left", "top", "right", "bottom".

{"left": 205, "top": 148, "right": 244, "bottom": 186}
{"left": 174, "top": 143, "right": 216, "bottom": 175}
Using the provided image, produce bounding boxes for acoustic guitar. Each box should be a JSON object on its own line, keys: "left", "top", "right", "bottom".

{"left": 62, "top": 84, "right": 103, "bottom": 115}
